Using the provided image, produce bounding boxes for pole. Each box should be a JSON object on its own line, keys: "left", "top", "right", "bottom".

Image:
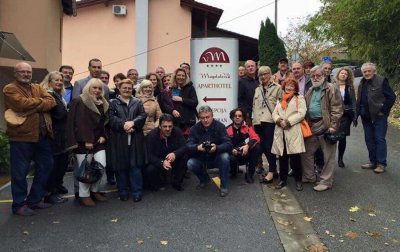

{"left": 275, "top": 0, "right": 278, "bottom": 31}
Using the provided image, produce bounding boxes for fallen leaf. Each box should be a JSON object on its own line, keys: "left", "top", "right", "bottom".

{"left": 277, "top": 217, "right": 290, "bottom": 226}
{"left": 368, "top": 213, "right": 376, "bottom": 217}
{"left": 345, "top": 231, "right": 359, "bottom": 239}
{"left": 392, "top": 239, "right": 400, "bottom": 244}
{"left": 325, "top": 230, "right": 330, "bottom": 235}
{"left": 160, "top": 240, "right": 168, "bottom": 246}
{"left": 339, "top": 239, "right": 344, "bottom": 243}
{"left": 52, "top": 220, "right": 60, "bottom": 224}
{"left": 391, "top": 219, "right": 396, "bottom": 222}
{"left": 262, "top": 231, "right": 266, "bottom": 234}
{"left": 349, "top": 217, "right": 357, "bottom": 222}
{"left": 305, "top": 242, "right": 328, "bottom": 252}
{"left": 280, "top": 193, "right": 287, "bottom": 198}
{"left": 304, "top": 216, "right": 312, "bottom": 222}
{"left": 349, "top": 206, "right": 360, "bottom": 212}
{"left": 330, "top": 234, "right": 336, "bottom": 238}
{"left": 365, "top": 231, "right": 382, "bottom": 238}
{"left": 111, "top": 218, "right": 118, "bottom": 223}
{"left": 23, "top": 231, "right": 29, "bottom": 235}
{"left": 383, "top": 227, "right": 388, "bottom": 230}
{"left": 206, "top": 245, "right": 212, "bottom": 249}
{"left": 384, "top": 243, "right": 389, "bottom": 246}
{"left": 137, "top": 240, "right": 144, "bottom": 245}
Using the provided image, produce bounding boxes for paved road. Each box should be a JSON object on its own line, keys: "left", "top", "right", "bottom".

{"left": 0, "top": 122, "right": 399, "bottom": 251}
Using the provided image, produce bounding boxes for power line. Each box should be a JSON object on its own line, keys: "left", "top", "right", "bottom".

{"left": 74, "top": 1, "right": 277, "bottom": 76}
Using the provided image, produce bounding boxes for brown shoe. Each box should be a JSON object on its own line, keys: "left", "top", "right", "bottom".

{"left": 80, "top": 197, "right": 96, "bottom": 207}
{"left": 92, "top": 192, "right": 107, "bottom": 202}
{"left": 373, "top": 165, "right": 386, "bottom": 174}
{"left": 361, "top": 163, "right": 376, "bottom": 169}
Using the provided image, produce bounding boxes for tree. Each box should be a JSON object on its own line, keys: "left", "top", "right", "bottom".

{"left": 304, "top": 0, "right": 400, "bottom": 77}
{"left": 283, "top": 17, "right": 335, "bottom": 63}
{"left": 258, "top": 18, "right": 286, "bottom": 73}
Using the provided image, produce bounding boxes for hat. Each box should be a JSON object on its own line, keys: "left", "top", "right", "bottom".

{"left": 278, "top": 58, "right": 289, "bottom": 64}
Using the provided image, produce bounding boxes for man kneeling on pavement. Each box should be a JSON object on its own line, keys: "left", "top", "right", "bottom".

{"left": 226, "top": 108, "right": 261, "bottom": 183}
{"left": 144, "top": 113, "right": 187, "bottom": 191}
{"left": 186, "top": 105, "right": 232, "bottom": 197}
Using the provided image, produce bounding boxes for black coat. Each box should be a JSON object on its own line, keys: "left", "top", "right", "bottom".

{"left": 173, "top": 82, "right": 198, "bottom": 128}
{"left": 109, "top": 96, "right": 147, "bottom": 170}
{"left": 49, "top": 91, "right": 68, "bottom": 155}
{"left": 145, "top": 126, "right": 186, "bottom": 169}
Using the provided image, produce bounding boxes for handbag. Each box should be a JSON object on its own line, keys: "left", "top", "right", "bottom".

{"left": 75, "top": 152, "right": 104, "bottom": 184}
{"left": 300, "top": 119, "right": 312, "bottom": 138}
{"left": 4, "top": 109, "right": 27, "bottom": 126}
{"left": 294, "top": 96, "right": 312, "bottom": 138}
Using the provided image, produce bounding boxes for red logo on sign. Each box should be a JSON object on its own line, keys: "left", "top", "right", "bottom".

{"left": 199, "top": 47, "right": 230, "bottom": 63}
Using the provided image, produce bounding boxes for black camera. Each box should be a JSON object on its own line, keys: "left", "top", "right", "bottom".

{"left": 234, "top": 147, "right": 243, "bottom": 155}
{"left": 202, "top": 141, "right": 212, "bottom": 152}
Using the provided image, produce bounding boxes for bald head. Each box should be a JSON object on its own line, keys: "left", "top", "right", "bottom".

{"left": 14, "top": 62, "right": 32, "bottom": 85}
{"left": 291, "top": 62, "right": 304, "bottom": 80}
{"left": 245, "top": 60, "right": 256, "bottom": 77}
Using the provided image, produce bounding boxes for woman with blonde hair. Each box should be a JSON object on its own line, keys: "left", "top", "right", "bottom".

{"left": 170, "top": 67, "right": 198, "bottom": 136}
{"left": 137, "top": 79, "right": 161, "bottom": 136}
{"left": 333, "top": 67, "right": 357, "bottom": 167}
{"left": 253, "top": 66, "right": 282, "bottom": 184}
{"left": 66, "top": 78, "right": 109, "bottom": 207}
{"left": 40, "top": 71, "right": 69, "bottom": 204}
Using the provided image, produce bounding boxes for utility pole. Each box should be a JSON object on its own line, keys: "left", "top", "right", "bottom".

{"left": 275, "top": 0, "right": 278, "bottom": 30}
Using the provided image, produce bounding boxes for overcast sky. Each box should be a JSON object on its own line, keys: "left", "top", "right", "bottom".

{"left": 197, "top": 0, "right": 322, "bottom": 38}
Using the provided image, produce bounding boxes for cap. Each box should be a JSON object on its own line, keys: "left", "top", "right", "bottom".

{"left": 278, "top": 58, "right": 289, "bottom": 64}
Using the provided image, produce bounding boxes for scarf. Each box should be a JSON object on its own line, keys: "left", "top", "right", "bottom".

{"left": 90, "top": 95, "right": 103, "bottom": 105}
{"left": 281, "top": 91, "right": 294, "bottom": 110}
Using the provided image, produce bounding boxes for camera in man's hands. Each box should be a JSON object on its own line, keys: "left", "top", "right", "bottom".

{"left": 234, "top": 147, "right": 243, "bottom": 155}
{"left": 202, "top": 141, "right": 212, "bottom": 152}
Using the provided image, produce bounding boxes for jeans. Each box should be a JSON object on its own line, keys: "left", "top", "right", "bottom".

{"left": 10, "top": 136, "right": 53, "bottom": 212}
{"left": 362, "top": 115, "right": 388, "bottom": 166}
{"left": 187, "top": 152, "right": 230, "bottom": 189}
{"left": 115, "top": 167, "right": 143, "bottom": 197}
{"left": 229, "top": 144, "right": 261, "bottom": 178}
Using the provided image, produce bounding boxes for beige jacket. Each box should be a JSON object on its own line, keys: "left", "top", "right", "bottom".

{"left": 271, "top": 95, "right": 306, "bottom": 156}
{"left": 139, "top": 96, "right": 161, "bottom": 136}
{"left": 252, "top": 81, "right": 282, "bottom": 125}
{"left": 304, "top": 82, "right": 343, "bottom": 130}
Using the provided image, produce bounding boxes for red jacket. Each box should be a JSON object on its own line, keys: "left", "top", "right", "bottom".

{"left": 226, "top": 123, "right": 260, "bottom": 149}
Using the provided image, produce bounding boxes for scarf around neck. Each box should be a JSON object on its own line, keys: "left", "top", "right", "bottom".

{"left": 281, "top": 91, "right": 295, "bottom": 110}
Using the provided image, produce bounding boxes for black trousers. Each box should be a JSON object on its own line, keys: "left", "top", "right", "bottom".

{"left": 279, "top": 140, "right": 302, "bottom": 182}
{"left": 229, "top": 144, "right": 261, "bottom": 177}
{"left": 143, "top": 157, "right": 187, "bottom": 188}
{"left": 46, "top": 152, "right": 68, "bottom": 193}
{"left": 254, "top": 122, "right": 277, "bottom": 172}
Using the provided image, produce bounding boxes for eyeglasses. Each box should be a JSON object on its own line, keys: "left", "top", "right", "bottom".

{"left": 311, "top": 74, "right": 323, "bottom": 79}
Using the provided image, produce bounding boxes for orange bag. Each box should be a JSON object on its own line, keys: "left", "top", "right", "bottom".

{"left": 300, "top": 119, "right": 312, "bottom": 138}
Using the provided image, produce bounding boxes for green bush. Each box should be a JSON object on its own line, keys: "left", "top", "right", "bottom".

{"left": 0, "top": 133, "right": 10, "bottom": 175}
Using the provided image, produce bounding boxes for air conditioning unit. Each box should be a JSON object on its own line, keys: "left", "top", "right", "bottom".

{"left": 112, "top": 5, "right": 127, "bottom": 16}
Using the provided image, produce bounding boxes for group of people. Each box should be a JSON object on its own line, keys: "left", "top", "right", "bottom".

{"left": 237, "top": 59, "right": 396, "bottom": 193}
{"left": 3, "top": 56, "right": 396, "bottom": 216}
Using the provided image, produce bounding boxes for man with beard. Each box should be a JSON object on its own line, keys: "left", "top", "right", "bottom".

{"left": 301, "top": 66, "right": 343, "bottom": 192}
{"left": 3, "top": 62, "right": 56, "bottom": 215}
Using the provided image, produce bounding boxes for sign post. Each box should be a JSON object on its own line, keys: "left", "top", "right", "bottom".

{"left": 191, "top": 38, "right": 238, "bottom": 126}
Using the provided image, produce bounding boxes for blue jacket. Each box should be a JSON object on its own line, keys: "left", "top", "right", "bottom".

{"left": 187, "top": 119, "right": 232, "bottom": 159}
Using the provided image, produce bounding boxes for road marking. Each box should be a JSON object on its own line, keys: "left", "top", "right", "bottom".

{"left": 211, "top": 177, "right": 221, "bottom": 188}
